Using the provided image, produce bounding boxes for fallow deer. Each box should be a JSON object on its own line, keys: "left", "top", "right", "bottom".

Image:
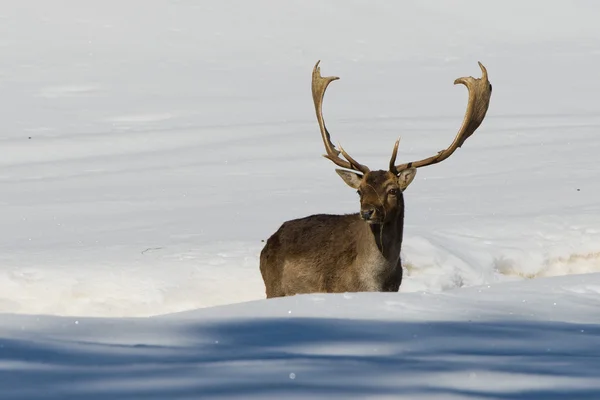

{"left": 259, "top": 61, "right": 492, "bottom": 298}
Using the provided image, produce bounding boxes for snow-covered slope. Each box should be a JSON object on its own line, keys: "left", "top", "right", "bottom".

{"left": 1, "top": 1, "right": 600, "bottom": 397}
{"left": 2, "top": 273, "right": 600, "bottom": 399}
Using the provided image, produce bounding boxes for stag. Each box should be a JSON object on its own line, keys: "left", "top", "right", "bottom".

{"left": 259, "top": 61, "right": 492, "bottom": 298}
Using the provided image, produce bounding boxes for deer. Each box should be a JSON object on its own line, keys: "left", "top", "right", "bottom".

{"left": 259, "top": 61, "right": 492, "bottom": 298}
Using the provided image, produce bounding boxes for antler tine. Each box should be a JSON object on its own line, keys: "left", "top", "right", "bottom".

{"left": 312, "top": 60, "right": 370, "bottom": 174}
{"left": 388, "top": 138, "right": 400, "bottom": 175}
{"left": 393, "top": 62, "right": 492, "bottom": 172}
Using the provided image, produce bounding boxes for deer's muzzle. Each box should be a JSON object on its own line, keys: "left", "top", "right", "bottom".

{"left": 360, "top": 209, "right": 374, "bottom": 221}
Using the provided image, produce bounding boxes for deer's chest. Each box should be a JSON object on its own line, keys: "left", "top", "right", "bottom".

{"left": 353, "top": 251, "right": 397, "bottom": 291}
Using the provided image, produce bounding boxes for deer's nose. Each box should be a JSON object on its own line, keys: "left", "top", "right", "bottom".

{"left": 360, "top": 209, "right": 375, "bottom": 220}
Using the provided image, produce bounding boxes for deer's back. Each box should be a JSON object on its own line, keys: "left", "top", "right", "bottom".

{"left": 260, "top": 213, "right": 379, "bottom": 297}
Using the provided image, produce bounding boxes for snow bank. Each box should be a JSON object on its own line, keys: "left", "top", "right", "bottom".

{"left": 1, "top": 273, "right": 599, "bottom": 398}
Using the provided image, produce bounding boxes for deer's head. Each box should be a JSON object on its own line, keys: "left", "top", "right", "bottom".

{"left": 311, "top": 60, "right": 492, "bottom": 224}
{"left": 335, "top": 169, "right": 414, "bottom": 224}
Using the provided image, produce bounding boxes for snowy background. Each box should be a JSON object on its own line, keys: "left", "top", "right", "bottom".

{"left": 1, "top": 0, "right": 600, "bottom": 398}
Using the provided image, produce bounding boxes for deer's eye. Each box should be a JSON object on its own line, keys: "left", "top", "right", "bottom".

{"left": 357, "top": 190, "right": 362, "bottom": 196}
{"left": 388, "top": 188, "right": 398, "bottom": 196}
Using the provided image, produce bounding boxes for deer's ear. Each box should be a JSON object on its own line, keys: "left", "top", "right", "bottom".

{"left": 397, "top": 168, "right": 416, "bottom": 191}
{"left": 335, "top": 169, "right": 363, "bottom": 189}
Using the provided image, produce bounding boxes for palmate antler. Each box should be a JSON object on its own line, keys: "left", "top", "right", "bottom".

{"left": 311, "top": 61, "right": 370, "bottom": 175}
{"left": 311, "top": 61, "right": 492, "bottom": 176}
{"left": 390, "top": 62, "right": 492, "bottom": 174}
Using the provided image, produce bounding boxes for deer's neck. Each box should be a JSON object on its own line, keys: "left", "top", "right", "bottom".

{"left": 368, "top": 212, "right": 404, "bottom": 262}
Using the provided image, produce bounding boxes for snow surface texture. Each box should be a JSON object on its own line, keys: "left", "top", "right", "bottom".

{"left": 2, "top": 274, "right": 600, "bottom": 399}
{"left": 1, "top": 0, "right": 600, "bottom": 398}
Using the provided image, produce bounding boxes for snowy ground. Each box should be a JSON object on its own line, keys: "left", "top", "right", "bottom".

{"left": 1, "top": 0, "right": 600, "bottom": 398}
{"left": 2, "top": 274, "right": 600, "bottom": 399}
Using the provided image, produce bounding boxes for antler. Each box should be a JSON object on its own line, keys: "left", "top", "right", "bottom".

{"left": 312, "top": 61, "right": 370, "bottom": 174}
{"left": 390, "top": 62, "right": 492, "bottom": 174}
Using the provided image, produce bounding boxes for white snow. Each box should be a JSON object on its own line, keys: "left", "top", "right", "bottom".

{"left": 1, "top": 0, "right": 600, "bottom": 398}
{"left": 2, "top": 274, "right": 600, "bottom": 399}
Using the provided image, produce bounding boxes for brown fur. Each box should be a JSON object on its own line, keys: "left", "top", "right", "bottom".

{"left": 259, "top": 170, "right": 411, "bottom": 298}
